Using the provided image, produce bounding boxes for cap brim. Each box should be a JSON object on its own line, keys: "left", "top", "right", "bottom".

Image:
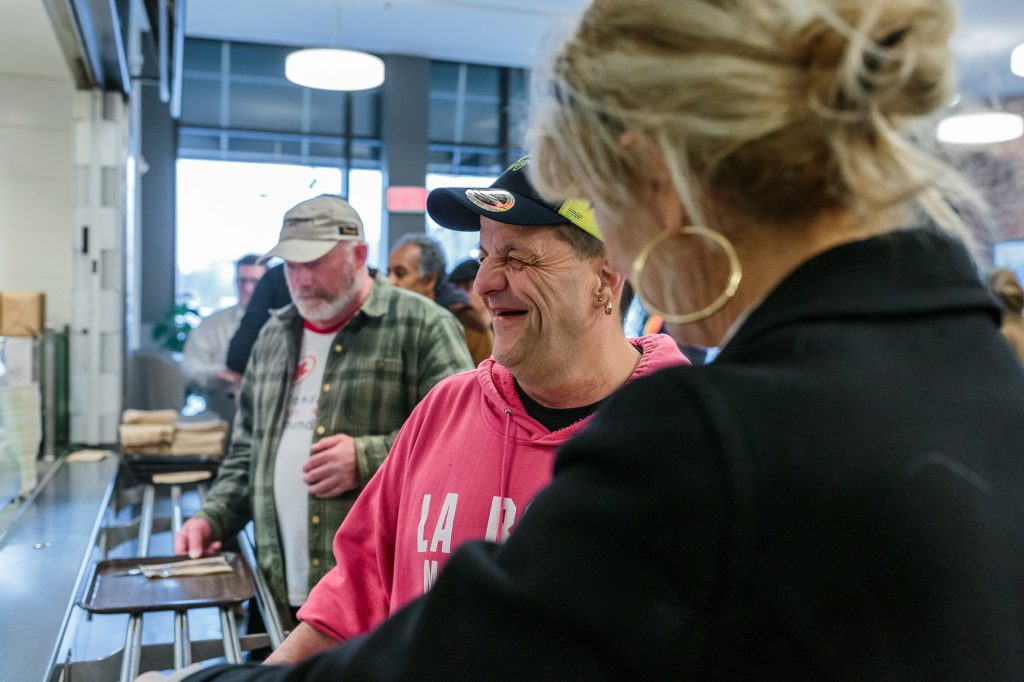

{"left": 426, "top": 187, "right": 567, "bottom": 232}
{"left": 260, "top": 239, "right": 337, "bottom": 264}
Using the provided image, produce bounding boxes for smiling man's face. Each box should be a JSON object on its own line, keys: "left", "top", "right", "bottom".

{"left": 475, "top": 217, "right": 602, "bottom": 379}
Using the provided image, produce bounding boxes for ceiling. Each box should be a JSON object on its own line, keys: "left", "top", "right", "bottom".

{"left": 186, "top": 0, "right": 589, "bottom": 69}
{"left": 186, "top": 0, "right": 1024, "bottom": 99}
{"left": 0, "top": 0, "right": 75, "bottom": 80}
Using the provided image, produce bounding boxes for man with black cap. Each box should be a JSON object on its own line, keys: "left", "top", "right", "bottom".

{"left": 173, "top": 194, "right": 473, "bottom": 624}
{"left": 260, "top": 159, "right": 687, "bottom": 664}
{"left": 448, "top": 257, "right": 492, "bottom": 331}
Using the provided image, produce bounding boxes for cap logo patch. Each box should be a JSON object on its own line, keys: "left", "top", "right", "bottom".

{"left": 465, "top": 189, "right": 515, "bottom": 213}
{"left": 338, "top": 225, "right": 360, "bottom": 237}
{"left": 509, "top": 156, "right": 529, "bottom": 172}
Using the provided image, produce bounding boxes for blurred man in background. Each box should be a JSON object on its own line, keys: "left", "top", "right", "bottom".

{"left": 182, "top": 254, "right": 265, "bottom": 418}
{"left": 388, "top": 234, "right": 493, "bottom": 365}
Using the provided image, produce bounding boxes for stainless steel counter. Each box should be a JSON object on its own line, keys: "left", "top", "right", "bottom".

{"left": 0, "top": 457, "right": 118, "bottom": 682}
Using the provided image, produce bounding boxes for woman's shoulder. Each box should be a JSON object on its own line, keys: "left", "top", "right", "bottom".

{"left": 558, "top": 364, "right": 733, "bottom": 475}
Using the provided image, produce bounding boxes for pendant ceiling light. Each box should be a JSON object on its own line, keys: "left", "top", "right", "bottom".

{"left": 936, "top": 112, "right": 1024, "bottom": 145}
{"left": 285, "top": 48, "right": 385, "bottom": 91}
{"left": 1012, "top": 43, "right": 1024, "bottom": 78}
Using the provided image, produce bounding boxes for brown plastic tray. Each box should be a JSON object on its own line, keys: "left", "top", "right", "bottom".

{"left": 79, "top": 553, "right": 254, "bottom": 614}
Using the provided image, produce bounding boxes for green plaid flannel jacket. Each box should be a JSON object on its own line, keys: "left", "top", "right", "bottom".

{"left": 195, "top": 274, "right": 474, "bottom": 623}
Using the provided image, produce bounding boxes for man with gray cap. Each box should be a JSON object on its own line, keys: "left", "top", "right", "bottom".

{"left": 175, "top": 195, "right": 473, "bottom": 624}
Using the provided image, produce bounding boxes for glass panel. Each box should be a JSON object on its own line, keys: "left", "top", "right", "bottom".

{"left": 183, "top": 39, "right": 222, "bottom": 74}
{"left": 993, "top": 241, "right": 1024, "bottom": 284}
{"left": 465, "top": 64, "right": 499, "bottom": 98}
{"left": 350, "top": 142, "right": 381, "bottom": 163}
{"left": 227, "top": 136, "right": 275, "bottom": 155}
{"left": 456, "top": 151, "right": 504, "bottom": 174}
{"left": 430, "top": 61, "right": 461, "bottom": 95}
{"left": 506, "top": 98, "right": 529, "bottom": 149}
{"left": 229, "top": 42, "right": 292, "bottom": 80}
{"left": 228, "top": 81, "right": 304, "bottom": 132}
{"left": 179, "top": 133, "right": 221, "bottom": 153}
{"left": 351, "top": 90, "right": 380, "bottom": 138}
{"left": 309, "top": 141, "right": 345, "bottom": 161}
{"left": 425, "top": 173, "right": 495, "bottom": 266}
{"left": 308, "top": 89, "right": 345, "bottom": 136}
{"left": 176, "top": 159, "right": 343, "bottom": 313}
{"left": 428, "top": 96, "right": 458, "bottom": 143}
{"left": 279, "top": 140, "right": 302, "bottom": 158}
{"left": 508, "top": 68, "right": 528, "bottom": 100}
{"left": 461, "top": 100, "right": 500, "bottom": 146}
{"left": 181, "top": 76, "right": 222, "bottom": 126}
{"left": 428, "top": 149, "right": 454, "bottom": 169}
{"left": 348, "top": 169, "right": 384, "bottom": 269}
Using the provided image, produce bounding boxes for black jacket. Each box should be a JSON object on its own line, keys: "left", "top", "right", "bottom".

{"left": 192, "top": 229, "right": 1024, "bottom": 680}
{"left": 225, "top": 264, "right": 291, "bottom": 374}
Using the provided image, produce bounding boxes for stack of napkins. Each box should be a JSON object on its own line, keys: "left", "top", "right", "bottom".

{"left": 127, "top": 555, "right": 234, "bottom": 579}
{"left": 0, "top": 382, "right": 41, "bottom": 495}
{"left": 119, "top": 410, "right": 228, "bottom": 458}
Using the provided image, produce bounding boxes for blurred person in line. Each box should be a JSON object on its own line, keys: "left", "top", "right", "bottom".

{"left": 263, "top": 158, "right": 687, "bottom": 665}
{"left": 448, "top": 257, "right": 492, "bottom": 330}
{"left": 988, "top": 268, "right": 1024, "bottom": 361}
{"left": 174, "top": 195, "right": 473, "bottom": 625}
{"left": 225, "top": 263, "right": 291, "bottom": 379}
{"left": 150, "top": 0, "right": 1024, "bottom": 679}
{"left": 181, "top": 253, "right": 266, "bottom": 405}
{"left": 388, "top": 233, "right": 494, "bottom": 365}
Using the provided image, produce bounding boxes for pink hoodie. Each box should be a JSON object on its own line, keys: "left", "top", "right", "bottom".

{"left": 298, "top": 334, "right": 687, "bottom": 641}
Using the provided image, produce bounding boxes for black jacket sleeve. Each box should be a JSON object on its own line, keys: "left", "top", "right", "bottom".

{"left": 225, "top": 265, "right": 291, "bottom": 374}
{"left": 184, "top": 368, "right": 731, "bottom": 681}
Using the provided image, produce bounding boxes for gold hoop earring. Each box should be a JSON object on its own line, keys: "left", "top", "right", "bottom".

{"left": 630, "top": 225, "right": 742, "bottom": 325}
{"left": 604, "top": 300, "right": 613, "bottom": 316}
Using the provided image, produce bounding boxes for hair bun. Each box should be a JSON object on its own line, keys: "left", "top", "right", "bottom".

{"left": 799, "top": 1, "right": 956, "bottom": 127}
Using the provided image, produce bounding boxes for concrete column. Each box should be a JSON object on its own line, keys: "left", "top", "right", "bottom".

{"left": 140, "top": 80, "right": 176, "bottom": 331}
{"left": 380, "top": 55, "right": 430, "bottom": 252}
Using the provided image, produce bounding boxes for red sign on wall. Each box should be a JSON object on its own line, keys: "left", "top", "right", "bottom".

{"left": 386, "top": 186, "right": 429, "bottom": 214}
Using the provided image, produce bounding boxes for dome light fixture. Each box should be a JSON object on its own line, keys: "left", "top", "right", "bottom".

{"left": 285, "top": 49, "right": 385, "bottom": 91}
{"left": 1012, "top": 43, "right": 1024, "bottom": 78}
{"left": 936, "top": 112, "right": 1024, "bottom": 145}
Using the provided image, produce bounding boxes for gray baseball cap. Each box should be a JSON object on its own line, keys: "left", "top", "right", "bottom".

{"left": 261, "top": 194, "right": 365, "bottom": 264}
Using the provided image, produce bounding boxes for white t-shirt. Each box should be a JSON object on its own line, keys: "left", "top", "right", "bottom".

{"left": 274, "top": 324, "right": 337, "bottom": 606}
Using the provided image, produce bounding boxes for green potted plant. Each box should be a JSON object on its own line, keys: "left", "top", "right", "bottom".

{"left": 152, "top": 299, "right": 201, "bottom": 353}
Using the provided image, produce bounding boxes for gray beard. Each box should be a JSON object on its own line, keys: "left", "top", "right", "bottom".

{"left": 292, "top": 285, "right": 359, "bottom": 325}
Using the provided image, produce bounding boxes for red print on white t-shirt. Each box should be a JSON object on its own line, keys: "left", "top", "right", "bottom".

{"left": 294, "top": 355, "right": 316, "bottom": 384}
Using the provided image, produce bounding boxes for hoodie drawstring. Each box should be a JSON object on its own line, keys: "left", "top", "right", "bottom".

{"left": 498, "top": 408, "right": 515, "bottom": 542}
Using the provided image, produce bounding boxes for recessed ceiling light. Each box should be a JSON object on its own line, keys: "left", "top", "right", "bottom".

{"left": 1012, "top": 43, "right": 1024, "bottom": 78}
{"left": 936, "top": 112, "right": 1024, "bottom": 145}
{"left": 285, "top": 49, "right": 385, "bottom": 91}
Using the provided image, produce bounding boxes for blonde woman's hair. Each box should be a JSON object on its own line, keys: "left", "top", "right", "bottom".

{"left": 528, "top": 0, "right": 982, "bottom": 240}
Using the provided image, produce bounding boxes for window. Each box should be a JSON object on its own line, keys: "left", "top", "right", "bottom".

{"left": 994, "top": 240, "right": 1024, "bottom": 285}
{"left": 177, "top": 38, "right": 385, "bottom": 311}
{"left": 427, "top": 60, "right": 529, "bottom": 177}
{"left": 177, "top": 160, "right": 383, "bottom": 314}
{"left": 425, "top": 173, "right": 495, "bottom": 268}
{"left": 179, "top": 38, "right": 382, "bottom": 168}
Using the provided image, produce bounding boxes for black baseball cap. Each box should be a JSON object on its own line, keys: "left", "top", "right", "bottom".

{"left": 448, "top": 258, "right": 480, "bottom": 284}
{"left": 426, "top": 156, "right": 603, "bottom": 241}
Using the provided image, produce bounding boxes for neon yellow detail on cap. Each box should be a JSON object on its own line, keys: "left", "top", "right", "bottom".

{"left": 557, "top": 199, "right": 603, "bottom": 241}
{"left": 509, "top": 156, "right": 529, "bottom": 172}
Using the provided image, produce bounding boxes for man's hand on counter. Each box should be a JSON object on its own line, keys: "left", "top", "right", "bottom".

{"left": 174, "top": 517, "right": 222, "bottom": 559}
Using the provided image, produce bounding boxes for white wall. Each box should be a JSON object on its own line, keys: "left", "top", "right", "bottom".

{"left": 0, "top": 2, "right": 76, "bottom": 328}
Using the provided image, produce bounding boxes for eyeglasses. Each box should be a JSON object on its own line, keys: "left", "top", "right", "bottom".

{"left": 236, "top": 277, "right": 262, "bottom": 286}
